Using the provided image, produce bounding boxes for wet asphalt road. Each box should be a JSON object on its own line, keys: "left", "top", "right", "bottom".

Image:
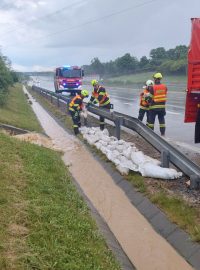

{"left": 32, "top": 76, "right": 198, "bottom": 148}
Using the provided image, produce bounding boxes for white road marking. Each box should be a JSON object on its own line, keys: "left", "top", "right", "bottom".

{"left": 109, "top": 94, "right": 135, "bottom": 101}
{"left": 124, "top": 102, "right": 133, "bottom": 105}
{"left": 167, "top": 104, "right": 184, "bottom": 109}
{"left": 166, "top": 111, "right": 181, "bottom": 115}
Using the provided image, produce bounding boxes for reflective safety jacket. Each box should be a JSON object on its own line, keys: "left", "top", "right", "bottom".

{"left": 69, "top": 95, "right": 83, "bottom": 112}
{"left": 140, "top": 89, "right": 149, "bottom": 110}
{"left": 149, "top": 83, "right": 167, "bottom": 110}
{"left": 89, "top": 86, "right": 110, "bottom": 107}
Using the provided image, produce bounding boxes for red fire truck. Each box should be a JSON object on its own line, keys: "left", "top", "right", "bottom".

{"left": 184, "top": 18, "right": 200, "bottom": 143}
{"left": 54, "top": 65, "right": 84, "bottom": 95}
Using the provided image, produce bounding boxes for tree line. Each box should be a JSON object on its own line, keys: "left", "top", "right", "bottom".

{"left": 0, "top": 50, "right": 19, "bottom": 105}
{"left": 83, "top": 45, "right": 188, "bottom": 77}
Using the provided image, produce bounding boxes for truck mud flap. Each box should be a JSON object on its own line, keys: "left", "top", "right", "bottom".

{"left": 195, "top": 108, "right": 200, "bottom": 143}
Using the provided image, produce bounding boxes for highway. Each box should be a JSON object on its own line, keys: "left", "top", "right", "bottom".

{"left": 32, "top": 76, "right": 198, "bottom": 148}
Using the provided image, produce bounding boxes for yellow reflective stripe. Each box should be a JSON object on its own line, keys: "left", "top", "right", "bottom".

{"left": 148, "top": 124, "right": 154, "bottom": 127}
{"left": 100, "top": 122, "right": 105, "bottom": 124}
{"left": 99, "top": 92, "right": 106, "bottom": 95}
{"left": 100, "top": 99, "right": 110, "bottom": 106}
{"left": 149, "top": 105, "right": 166, "bottom": 109}
{"left": 73, "top": 104, "right": 79, "bottom": 107}
{"left": 73, "top": 125, "right": 78, "bottom": 127}
{"left": 159, "top": 124, "right": 166, "bottom": 127}
{"left": 154, "top": 99, "right": 167, "bottom": 103}
{"left": 69, "top": 108, "right": 75, "bottom": 111}
{"left": 140, "top": 106, "right": 149, "bottom": 110}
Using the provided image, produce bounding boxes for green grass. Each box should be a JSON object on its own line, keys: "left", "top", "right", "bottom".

{"left": 126, "top": 172, "right": 147, "bottom": 193}
{"left": 151, "top": 192, "right": 200, "bottom": 242}
{"left": 0, "top": 84, "right": 42, "bottom": 132}
{"left": 104, "top": 72, "right": 187, "bottom": 86}
{"left": 30, "top": 88, "right": 200, "bottom": 243}
{"left": 0, "top": 133, "right": 121, "bottom": 270}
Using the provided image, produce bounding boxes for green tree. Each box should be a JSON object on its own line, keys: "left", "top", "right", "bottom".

{"left": 0, "top": 51, "right": 15, "bottom": 105}
{"left": 139, "top": 56, "right": 149, "bottom": 69}
{"left": 116, "top": 53, "right": 138, "bottom": 74}
{"left": 90, "top": 57, "right": 104, "bottom": 77}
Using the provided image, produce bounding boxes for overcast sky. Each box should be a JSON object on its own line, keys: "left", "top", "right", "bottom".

{"left": 0, "top": 0, "right": 199, "bottom": 71}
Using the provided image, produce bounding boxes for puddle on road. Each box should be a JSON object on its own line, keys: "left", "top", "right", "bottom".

{"left": 24, "top": 87, "right": 193, "bottom": 270}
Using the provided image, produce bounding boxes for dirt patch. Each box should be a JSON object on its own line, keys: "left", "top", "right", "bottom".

{"left": 14, "top": 132, "right": 62, "bottom": 151}
{"left": 8, "top": 224, "right": 29, "bottom": 236}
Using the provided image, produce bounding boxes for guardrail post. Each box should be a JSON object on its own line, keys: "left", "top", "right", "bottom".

{"left": 57, "top": 97, "right": 60, "bottom": 107}
{"left": 50, "top": 94, "right": 53, "bottom": 103}
{"left": 114, "top": 116, "right": 123, "bottom": 140}
{"left": 190, "top": 175, "right": 200, "bottom": 189}
{"left": 161, "top": 150, "right": 170, "bottom": 168}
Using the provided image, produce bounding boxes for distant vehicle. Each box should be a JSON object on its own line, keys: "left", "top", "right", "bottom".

{"left": 54, "top": 65, "right": 84, "bottom": 95}
{"left": 184, "top": 18, "right": 200, "bottom": 143}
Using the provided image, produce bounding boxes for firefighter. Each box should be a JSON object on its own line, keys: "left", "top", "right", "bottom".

{"left": 69, "top": 89, "right": 89, "bottom": 135}
{"left": 148, "top": 73, "right": 167, "bottom": 136}
{"left": 87, "top": 79, "right": 111, "bottom": 130}
{"left": 138, "top": 80, "right": 154, "bottom": 124}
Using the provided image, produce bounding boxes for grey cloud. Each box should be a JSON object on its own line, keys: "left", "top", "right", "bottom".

{"left": 1, "top": 0, "right": 200, "bottom": 71}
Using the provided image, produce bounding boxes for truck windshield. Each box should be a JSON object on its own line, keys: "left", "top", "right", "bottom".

{"left": 60, "top": 69, "right": 81, "bottom": 78}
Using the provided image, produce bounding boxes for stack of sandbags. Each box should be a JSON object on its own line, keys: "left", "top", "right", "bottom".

{"left": 80, "top": 127, "right": 182, "bottom": 179}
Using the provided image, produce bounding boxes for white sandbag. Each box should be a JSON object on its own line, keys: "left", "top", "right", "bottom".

{"left": 102, "top": 129, "right": 109, "bottom": 136}
{"left": 123, "top": 146, "right": 134, "bottom": 159}
{"left": 116, "top": 165, "right": 129, "bottom": 175}
{"left": 95, "top": 142, "right": 101, "bottom": 150}
{"left": 131, "top": 151, "right": 147, "bottom": 166}
{"left": 140, "top": 163, "right": 182, "bottom": 179}
{"left": 100, "top": 145, "right": 107, "bottom": 154}
{"left": 109, "top": 136, "right": 118, "bottom": 142}
{"left": 112, "top": 150, "right": 121, "bottom": 159}
{"left": 87, "top": 135, "right": 100, "bottom": 145}
{"left": 115, "top": 144, "right": 124, "bottom": 153}
{"left": 107, "top": 144, "right": 117, "bottom": 151}
{"left": 118, "top": 139, "right": 125, "bottom": 145}
{"left": 113, "top": 158, "right": 121, "bottom": 166}
{"left": 100, "top": 140, "right": 108, "bottom": 147}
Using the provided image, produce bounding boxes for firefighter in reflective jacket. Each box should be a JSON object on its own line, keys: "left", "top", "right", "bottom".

{"left": 148, "top": 73, "right": 167, "bottom": 136}
{"left": 138, "top": 80, "right": 153, "bottom": 124}
{"left": 87, "top": 79, "right": 111, "bottom": 130}
{"left": 69, "top": 90, "right": 89, "bottom": 135}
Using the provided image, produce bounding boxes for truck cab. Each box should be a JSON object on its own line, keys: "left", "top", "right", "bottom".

{"left": 54, "top": 65, "right": 84, "bottom": 95}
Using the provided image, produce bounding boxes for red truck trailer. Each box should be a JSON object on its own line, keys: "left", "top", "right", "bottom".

{"left": 184, "top": 18, "right": 200, "bottom": 143}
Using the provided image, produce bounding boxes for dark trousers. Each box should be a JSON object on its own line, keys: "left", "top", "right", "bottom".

{"left": 100, "top": 104, "right": 111, "bottom": 130}
{"left": 148, "top": 109, "right": 166, "bottom": 135}
{"left": 70, "top": 111, "right": 81, "bottom": 135}
{"left": 138, "top": 108, "right": 149, "bottom": 124}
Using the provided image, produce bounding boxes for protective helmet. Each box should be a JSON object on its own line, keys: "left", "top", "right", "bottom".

{"left": 91, "top": 79, "right": 98, "bottom": 86}
{"left": 153, "top": 72, "right": 163, "bottom": 79}
{"left": 146, "top": 80, "right": 154, "bottom": 86}
{"left": 81, "top": 89, "right": 89, "bottom": 97}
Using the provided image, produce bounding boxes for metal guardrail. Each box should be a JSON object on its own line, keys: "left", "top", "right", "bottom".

{"left": 31, "top": 85, "right": 200, "bottom": 189}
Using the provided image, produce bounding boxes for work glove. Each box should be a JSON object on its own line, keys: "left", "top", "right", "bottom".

{"left": 74, "top": 111, "right": 79, "bottom": 119}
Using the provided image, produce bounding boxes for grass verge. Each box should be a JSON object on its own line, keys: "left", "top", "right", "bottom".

{"left": 104, "top": 72, "right": 186, "bottom": 86}
{"left": 0, "top": 84, "right": 42, "bottom": 132}
{"left": 29, "top": 87, "right": 200, "bottom": 243}
{"left": 0, "top": 133, "right": 121, "bottom": 270}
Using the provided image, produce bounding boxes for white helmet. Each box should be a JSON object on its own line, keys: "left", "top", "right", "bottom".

{"left": 146, "top": 80, "right": 154, "bottom": 86}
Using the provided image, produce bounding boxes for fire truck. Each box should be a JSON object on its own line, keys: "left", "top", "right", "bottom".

{"left": 184, "top": 18, "right": 200, "bottom": 143}
{"left": 54, "top": 65, "right": 84, "bottom": 95}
